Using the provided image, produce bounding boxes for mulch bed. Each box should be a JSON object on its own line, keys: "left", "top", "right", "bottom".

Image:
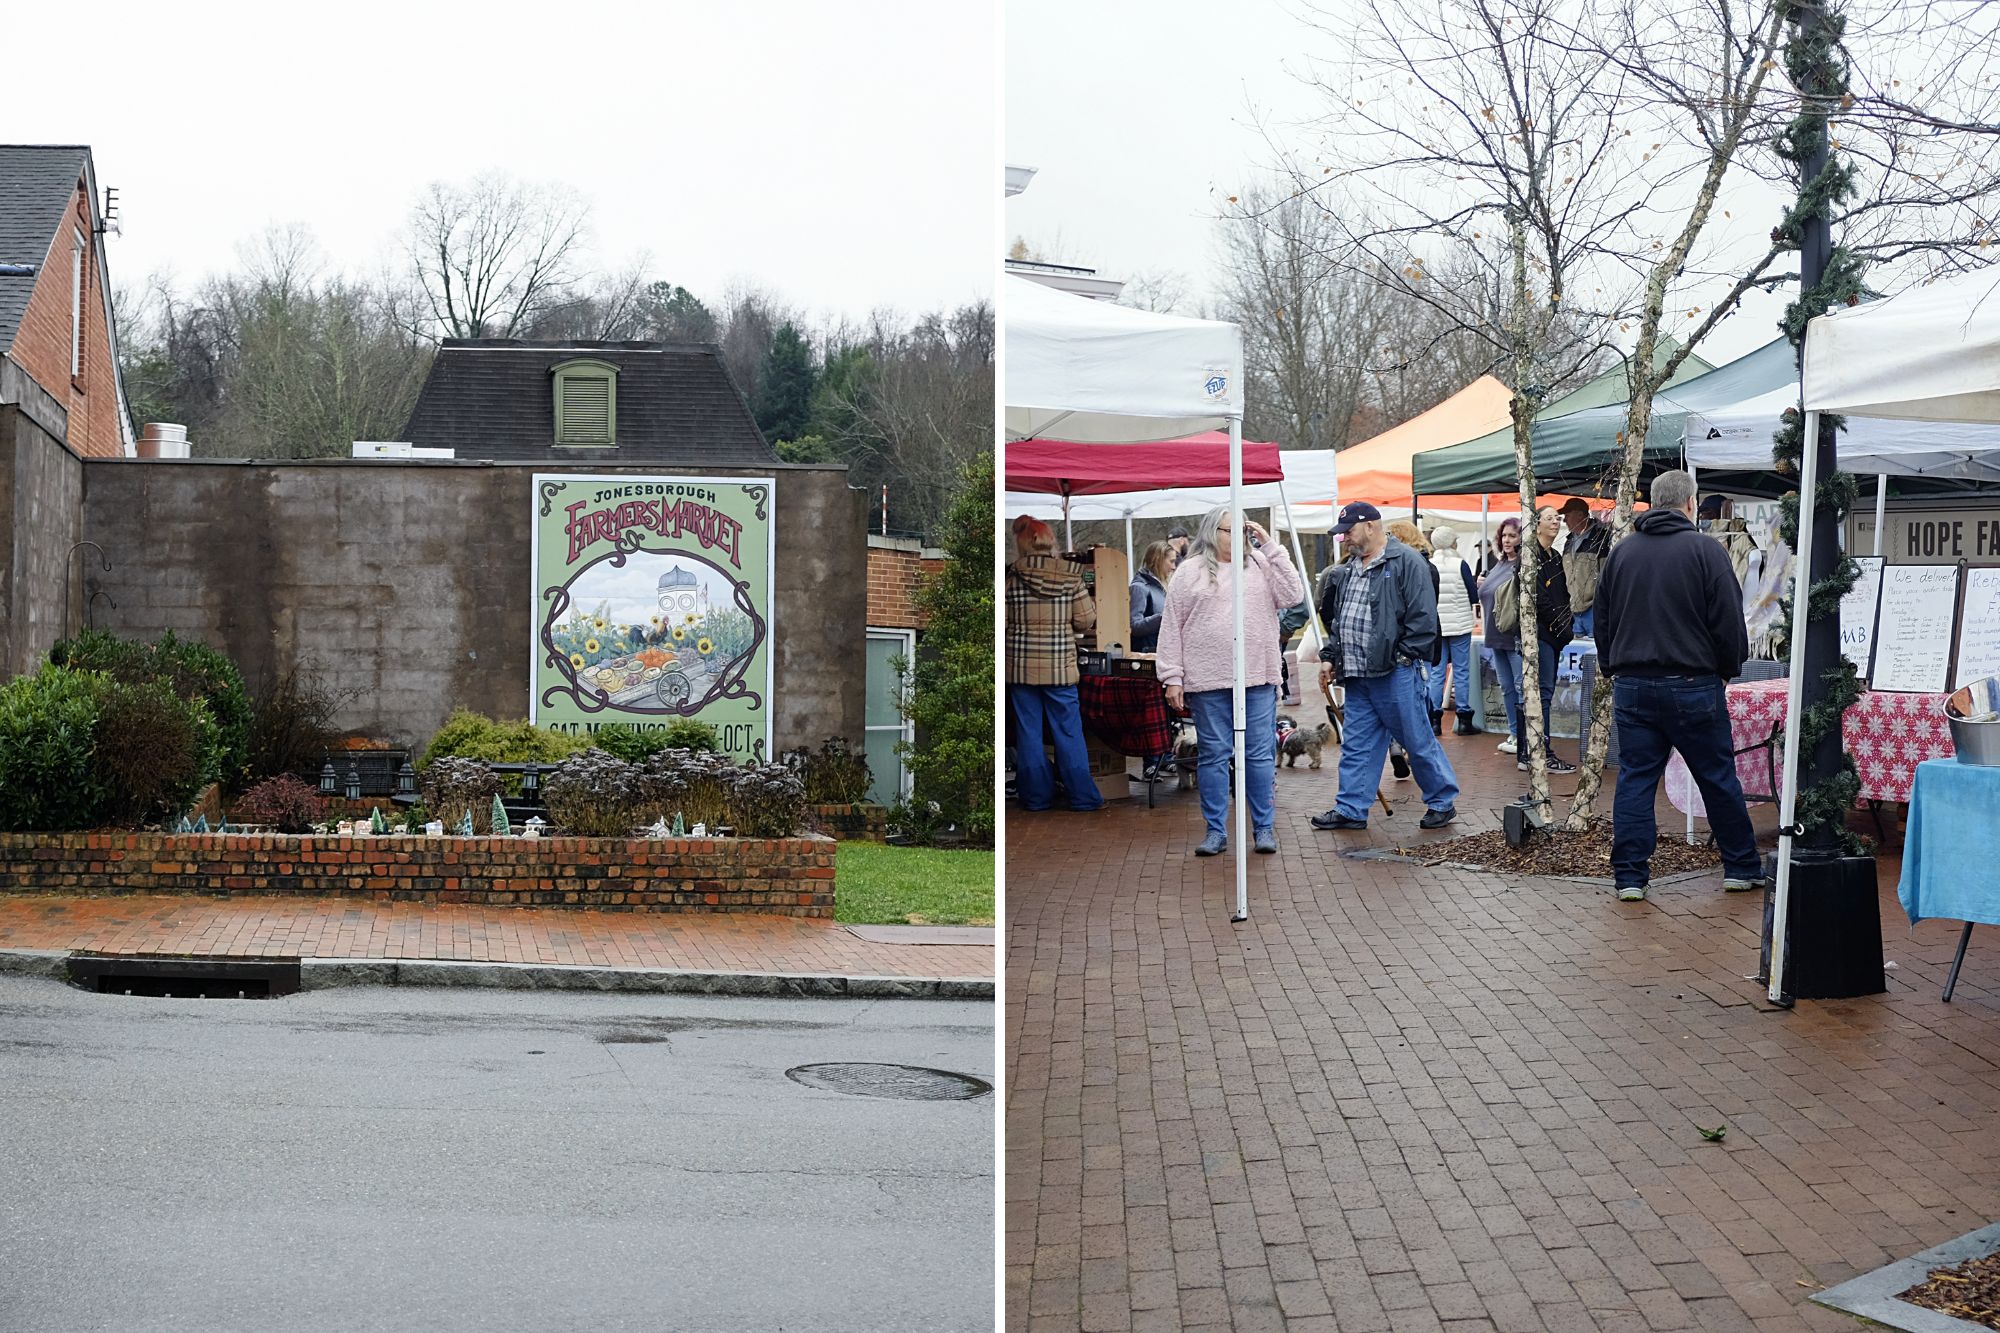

{"left": 1394, "top": 821, "right": 1725, "bottom": 879}
{"left": 1900, "top": 1251, "right": 2000, "bottom": 1329}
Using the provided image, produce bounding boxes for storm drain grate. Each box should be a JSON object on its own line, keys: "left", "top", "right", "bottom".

{"left": 66, "top": 955, "right": 302, "bottom": 999}
{"left": 785, "top": 1062, "right": 992, "bottom": 1101}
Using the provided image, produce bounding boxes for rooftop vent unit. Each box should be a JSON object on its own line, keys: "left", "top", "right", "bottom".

{"left": 352, "top": 441, "right": 455, "bottom": 460}
{"left": 137, "top": 422, "right": 189, "bottom": 459}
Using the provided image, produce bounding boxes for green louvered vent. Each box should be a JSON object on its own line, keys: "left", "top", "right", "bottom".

{"left": 559, "top": 375, "right": 613, "bottom": 443}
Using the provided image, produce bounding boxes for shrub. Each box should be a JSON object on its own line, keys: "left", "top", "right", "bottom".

{"left": 418, "top": 756, "right": 503, "bottom": 830}
{"left": 542, "top": 750, "right": 642, "bottom": 836}
{"left": 589, "top": 724, "right": 673, "bottom": 764}
{"left": 247, "top": 661, "right": 355, "bottom": 782}
{"left": 902, "top": 452, "right": 994, "bottom": 842}
{"left": 635, "top": 749, "right": 737, "bottom": 829}
{"left": 93, "top": 679, "right": 219, "bottom": 826}
{"left": 50, "top": 629, "right": 253, "bottom": 791}
{"left": 782, "top": 736, "right": 873, "bottom": 805}
{"left": 235, "top": 774, "right": 326, "bottom": 833}
{"left": 657, "top": 718, "right": 721, "bottom": 752}
{"left": 0, "top": 666, "right": 114, "bottom": 832}
{"left": 727, "top": 763, "right": 808, "bottom": 837}
{"left": 420, "top": 709, "right": 590, "bottom": 769}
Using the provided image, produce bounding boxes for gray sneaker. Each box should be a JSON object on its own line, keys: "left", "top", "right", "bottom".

{"left": 1195, "top": 832, "right": 1227, "bottom": 857}
{"left": 1722, "top": 876, "right": 1769, "bottom": 893}
{"left": 1617, "top": 884, "right": 1647, "bottom": 902}
{"left": 1254, "top": 829, "right": 1277, "bottom": 854}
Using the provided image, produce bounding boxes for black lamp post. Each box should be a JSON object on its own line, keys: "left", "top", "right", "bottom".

{"left": 319, "top": 756, "right": 337, "bottom": 796}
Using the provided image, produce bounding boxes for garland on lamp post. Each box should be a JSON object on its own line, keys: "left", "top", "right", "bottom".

{"left": 1769, "top": 0, "right": 1864, "bottom": 855}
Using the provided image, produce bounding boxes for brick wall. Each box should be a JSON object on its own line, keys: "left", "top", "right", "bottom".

{"left": 9, "top": 176, "right": 122, "bottom": 458}
{"left": 0, "top": 831, "right": 837, "bottom": 917}
{"left": 867, "top": 535, "right": 947, "bottom": 631}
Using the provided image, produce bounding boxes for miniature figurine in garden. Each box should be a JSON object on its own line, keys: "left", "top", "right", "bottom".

{"left": 490, "top": 794, "right": 511, "bottom": 836}
{"left": 370, "top": 807, "right": 388, "bottom": 835}
{"left": 456, "top": 810, "right": 475, "bottom": 837}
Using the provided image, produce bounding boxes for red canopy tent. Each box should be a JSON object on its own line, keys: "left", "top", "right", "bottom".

{"left": 1005, "top": 433, "right": 1286, "bottom": 495}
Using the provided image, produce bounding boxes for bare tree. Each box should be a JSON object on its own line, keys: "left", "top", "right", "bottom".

{"left": 406, "top": 173, "right": 589, "bottom": 340}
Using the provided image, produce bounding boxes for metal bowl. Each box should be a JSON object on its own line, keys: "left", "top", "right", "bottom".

{"left": 1946, "top": 675, "right": 2000, "bottom": 766}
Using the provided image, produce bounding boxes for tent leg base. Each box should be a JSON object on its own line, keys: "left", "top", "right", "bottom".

{"left": 1230, "top": 910, "right": 1248, "bottom": 924}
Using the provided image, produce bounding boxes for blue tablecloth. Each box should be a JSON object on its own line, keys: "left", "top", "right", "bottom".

{"left": 1898, "top": 757, "right": 2000, "bottom": 926}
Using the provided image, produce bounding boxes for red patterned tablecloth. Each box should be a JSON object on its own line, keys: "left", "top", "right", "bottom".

{"left": 1078, "top": 674, "right": 1176, "bottom": 759}
{"left": 1666, "top": 678, "right": 1956, "bottom": 817}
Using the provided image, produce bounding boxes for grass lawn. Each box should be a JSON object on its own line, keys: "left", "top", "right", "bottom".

{"left": 835, "top": 842, "right": 995, "bottom": 926}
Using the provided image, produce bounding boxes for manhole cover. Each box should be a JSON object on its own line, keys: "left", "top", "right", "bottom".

{"left": 784, "top": 1062, "right": 991, "bottom": 1101}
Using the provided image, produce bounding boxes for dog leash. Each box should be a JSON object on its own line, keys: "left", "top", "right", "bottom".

{"left": 1321, "top": 677, "right": 1393, "bottom": 818}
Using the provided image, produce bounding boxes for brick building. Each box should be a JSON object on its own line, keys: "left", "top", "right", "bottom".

{"left": 0, "top": 145, "right": 133, "bottom": 458}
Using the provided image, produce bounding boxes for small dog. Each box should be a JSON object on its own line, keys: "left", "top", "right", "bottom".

{"left": 1279, "top": 720, "right": 1333, "bottom": 768}
{"left": 1172, "top": 727, "right": 1200, "bottom": 789}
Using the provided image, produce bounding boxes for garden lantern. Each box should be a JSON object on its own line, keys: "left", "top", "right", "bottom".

{"left": 344, "top": 761, "right": 361, "bottom": 802}
{"left": 397, "top": 760, "right": 415, "bottom": 796}
{"left": 319, "top": 757, "right": 337, "bottom": 796}
{"left": 522, "top": 764, "right": 540, "bottom": 796}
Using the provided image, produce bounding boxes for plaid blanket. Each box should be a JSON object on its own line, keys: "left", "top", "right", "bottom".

{"left": 1079, "top": 676, "right": 1175, "bottom": 757}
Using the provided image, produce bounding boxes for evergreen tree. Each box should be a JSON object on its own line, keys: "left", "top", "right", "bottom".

{"left": 900, "top": 451, "right": 995, "bottom": 842}
{"left": 752, "top": 323, "right": 817, "bottom": 445}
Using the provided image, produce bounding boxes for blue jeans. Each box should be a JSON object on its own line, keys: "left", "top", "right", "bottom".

{"left": 1187, "top": 685, "right": 1276, "bottom": 840}
{"left": 1009, "top": 683, "right": 1103, "bottom": 812}
{"left": 1573, "top": 607, "right": 1595, "bottom": 638}
{"left": 1610, "top": 675, "right": 1761, "bottom": 888}
{"left": 1427, "top": 634, "right": 1475, "bottom": 715}
{"left": 1487, "top": 647, "right": 1524, "bottom": 742}
{"left": 1536, "top": 640, "right": 1561, "bottom": 755}
{"left": 1336, "top": 665, "right": 1459, "bottom": 820}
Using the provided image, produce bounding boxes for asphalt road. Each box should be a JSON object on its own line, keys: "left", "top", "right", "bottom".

{"left": 0, "top": 975, "right": 995, "bottom": 1332}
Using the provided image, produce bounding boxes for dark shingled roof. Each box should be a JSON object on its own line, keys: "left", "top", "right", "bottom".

{"left": 402, "top": 339, "right": 779, "bottom": 465}
{"left": 0, "top": 146, "right": 89, "bottom": 355}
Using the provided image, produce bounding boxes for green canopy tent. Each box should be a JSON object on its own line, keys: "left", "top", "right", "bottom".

{"left": 1409, "top": 337, "right": 1773, "bottom": 499}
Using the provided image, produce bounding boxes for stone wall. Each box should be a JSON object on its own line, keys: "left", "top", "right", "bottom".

{"left": 0, "top": 391, "right": 85, "bottom": 678}
{"left": 0, "top": 831, "right": 837, "bottom": 917}
{"left": 80, "top": 459, "right": 867, "bottom": 754}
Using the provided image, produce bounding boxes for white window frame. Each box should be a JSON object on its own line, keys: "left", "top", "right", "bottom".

{"left": 69, "top": 230, "right": 84, "bottom": 378}
{"left": 865, "top": 626, "right": 916, "bottom": 804}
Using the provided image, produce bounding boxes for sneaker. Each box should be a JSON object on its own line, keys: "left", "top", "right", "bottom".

{"left": 1311, "top": 810, "right": 1368, "bottom": 831}
{"left": 1418, "top": 805, "right": 1457, "bottom": 830}
{"left": 1722, "top": 876, "right": 1769, "bottom": 893}
{"left": 1617, "top": 884, "right": 1647, "bottom": 902}
{"left": 1496, "top": 736, "right": 1518, "bottom": 754}
{"left": 1254, "top": 829, "right": 1278, "bottom": 854}
{"left": 1390, "top": 753, "right": 1411, "bottom": 781}
{"left": 1545, "top": 757, "right": 1577, "bottom": 774}
{"left": 1195, "top": 832, "right": 1227, "bottom": 857}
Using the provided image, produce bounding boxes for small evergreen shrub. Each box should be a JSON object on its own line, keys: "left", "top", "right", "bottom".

{"left": 418, "top": 756, "right": 503, "bottom": 830}
{"left": 902, "top": 452, "right": 994, "bottom": 843}
{"left": 235, "top": 774, "right": 326, "bottom": 833}
{"left": 656, "top": 719, "right": 721, "bottom": 752}
{"left": 542, "top": 750, "right": 642, "bottom": 836}
{"left": 93, "top": 678, "right": 218, "bottom": 826}
{"left": 420, "top": 709, "right": 591, "bottom": 769}
{"left": 589, "top": 724, "right": 674, "bottom": 763}
{"left": 49, "top": 629, "right": 252, "bottom": 791}
{"left": 0, "top": 666, "right": 114, "bottom": 832}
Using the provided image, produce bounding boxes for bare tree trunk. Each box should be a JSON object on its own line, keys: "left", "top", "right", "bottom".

{"left": 1508, "top": 217, "right": 1551, "bottom": 822}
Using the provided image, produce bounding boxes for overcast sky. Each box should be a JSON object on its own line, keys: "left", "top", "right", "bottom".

{"left": 1007, "top": 0, "right": 1789, "bottom": 365}
{"left": 5, "top": 0, "right": 997, "bottom": 322}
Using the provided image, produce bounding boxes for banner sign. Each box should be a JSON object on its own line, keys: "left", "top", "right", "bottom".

{"left": 530, "top": 474, "right": 775, "bottom": 761}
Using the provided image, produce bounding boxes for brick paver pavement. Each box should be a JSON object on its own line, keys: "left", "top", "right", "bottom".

{"left": 1007, "top": 726, "right": 2000, "bottom": 1332}
{"left": 0, "top": 894, "right": 993, "bottom": 979}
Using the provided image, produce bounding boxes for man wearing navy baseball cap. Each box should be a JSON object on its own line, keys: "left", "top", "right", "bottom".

{"left": 1310, "top": 501, "right": 1460, "bottom": 832}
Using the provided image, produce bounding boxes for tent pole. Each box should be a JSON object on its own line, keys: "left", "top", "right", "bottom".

{"left": 1062, "top": 485, "right": 1073, "bottom": 552}
{"left": 1231, "top": 417, "right": 1249, "bottom": 924}
{"left": 1125, "top": 512, "right": 1135, "bottom": 572}
{"left": 1873, "top": 473, "right": 1887, "bottom": 556}
{"left": 1769, "top": 409, "right": 1820, "bottom": 1006}
{"left": 1278, "top": 483, "right": 1320, "bottom": 678}
{"left": 1473, "top": 493, "right": 1489, "bottom": 730}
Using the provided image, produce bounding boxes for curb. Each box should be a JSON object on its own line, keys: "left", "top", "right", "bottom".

{"left": 0, "top": 949, "right": 992, "bottom": 1000}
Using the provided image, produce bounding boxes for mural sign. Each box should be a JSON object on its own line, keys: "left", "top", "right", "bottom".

{"left": 531, "top": 474, "right": 775, "bottom": 761}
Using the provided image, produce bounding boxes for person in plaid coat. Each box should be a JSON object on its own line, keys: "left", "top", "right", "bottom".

{"left": 1006, "top": 515, "right": 1104, "bottom": 812}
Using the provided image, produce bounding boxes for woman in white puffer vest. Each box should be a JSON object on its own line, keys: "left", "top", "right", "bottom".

{"left": 1427, "top": 526, "right": 1481, "bottom": 735}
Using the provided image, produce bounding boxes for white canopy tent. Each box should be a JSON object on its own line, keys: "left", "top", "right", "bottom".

{"left": 1767, "top": 266, "right": 2000, "bottom": 1004}
{"left": 1005, "top": 274, "right": 1258, "bottom": 920}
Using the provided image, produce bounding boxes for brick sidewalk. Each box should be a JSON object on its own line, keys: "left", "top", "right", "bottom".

{"left": 1007, "top": 726, "right": 2000, "bottom": 1332}
{"left": 0, "top": 894, "right": 993, "bottom": 980}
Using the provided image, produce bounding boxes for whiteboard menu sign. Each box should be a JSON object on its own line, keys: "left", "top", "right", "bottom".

{"left": 1955, "top": 567, "right": 2000, "bottom": 690}
{"left": 1871, "top": 564, "right": 1962, "bottom": 694}
{"left": 1840, "top": 556, "right": 1885, "bottom": 679}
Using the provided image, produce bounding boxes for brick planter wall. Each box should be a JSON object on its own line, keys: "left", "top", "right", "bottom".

{"left": 0, "top": 832, "right": 837, "bottom": 918}
{"left": 807, "top": 802, "right": 887, "bottom": 841}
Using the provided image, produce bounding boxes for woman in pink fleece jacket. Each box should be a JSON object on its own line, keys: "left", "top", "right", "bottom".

{"left": 1156, "top": 505, "right": 1305, "bottom": 857}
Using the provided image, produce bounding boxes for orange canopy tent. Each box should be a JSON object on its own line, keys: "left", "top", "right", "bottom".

{"left": 1336, "top": 376, "right": 1524, "bottom": 514}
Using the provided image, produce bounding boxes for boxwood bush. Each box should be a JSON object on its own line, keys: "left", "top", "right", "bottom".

{"left": 49, "top": 629, "right": 251, "bottom": 791}
{"left": 420, "top": 709, "right": 591, "bottom": 770}
{"left": 0, "top": 666, "right": 115, "bottom": 831}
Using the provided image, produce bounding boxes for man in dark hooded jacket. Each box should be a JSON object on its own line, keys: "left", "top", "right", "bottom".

{"left": 1595, "top": 469, "right": 1762, "bottom": 902}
